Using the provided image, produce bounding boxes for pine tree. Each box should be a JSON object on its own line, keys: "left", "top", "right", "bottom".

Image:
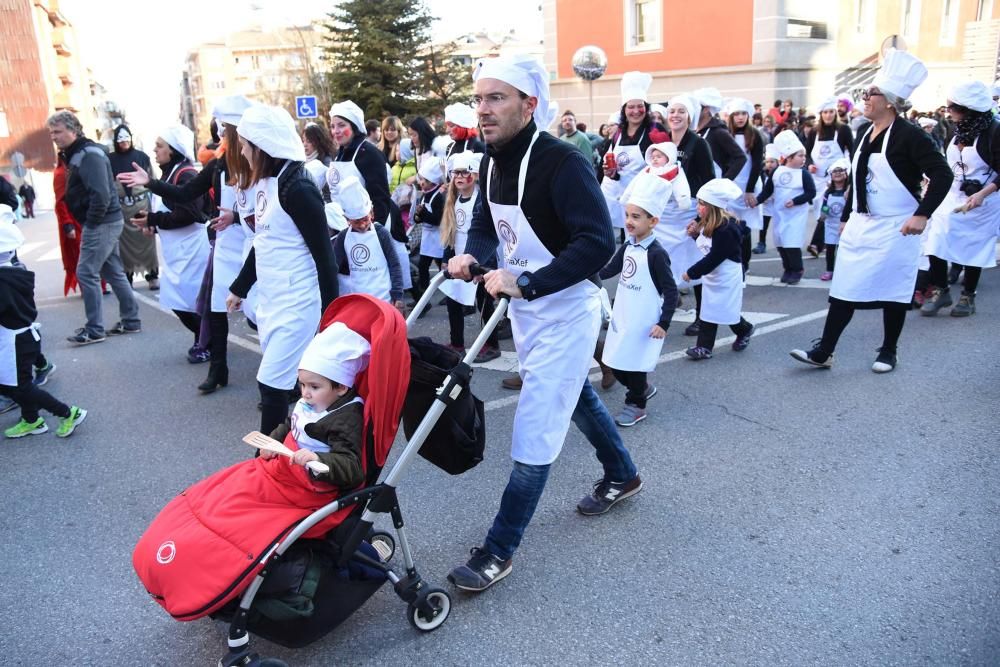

{"left": 416, "top": 39, "right": 474, "bottom": 114}
{"left": 322, "top": 0, "right": 433, "bottom": 119}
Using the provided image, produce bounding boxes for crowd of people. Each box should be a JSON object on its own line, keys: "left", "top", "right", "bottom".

{"left": 0, "top": 48, "right": 996, "bottom": 597}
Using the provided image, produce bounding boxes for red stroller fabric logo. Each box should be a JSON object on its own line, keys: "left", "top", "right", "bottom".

{"left": 351, "top": 244, "right": 371, "bottom": 265}
{"left": 157, "top": 541, "right": 176, "bottom": 565}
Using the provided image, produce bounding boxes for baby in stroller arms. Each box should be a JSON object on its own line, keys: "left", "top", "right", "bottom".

{"left": 264, "top": 322, "right": 371, "bottom": 489}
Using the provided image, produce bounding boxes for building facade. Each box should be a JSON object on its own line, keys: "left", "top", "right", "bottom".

{"left": 543, "top": 0, "right": 1000, "bottom": 128}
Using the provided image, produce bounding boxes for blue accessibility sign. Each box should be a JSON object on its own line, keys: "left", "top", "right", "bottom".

{"left": 295, "top": 95, "right": 318, "bottom": 119}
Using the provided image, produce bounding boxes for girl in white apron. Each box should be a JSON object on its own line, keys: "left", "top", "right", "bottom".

{"left": 816, "top": 160, "right": 850, "bottom": 281}
{"left": 599, "top": 175, "right": 677, "bottom": 427}
{"left": 412, "top": 158, "right": 446, "bottom": 306}
{"left": 755, "top": 130, "right": 816, "bottom": 284}
{"left": 232, "top": 104, "right": 339, "bottom": 435}
{"left": 752, "top": 145, "right": 780, "bottom": 254}
{"left": 921, "top": 81, "right": 1000, "bottom": 318}
{"left": 724, "top": 98, "right": 765, "bottom": 272}
{"left": 791, "top": 50, "right": 953, "bottom": 373}
{"left": 682, "top": 179, "right": 755, "bottom": 360}
{"left": 439, "top": 152, "right": 502, "bottom": 361}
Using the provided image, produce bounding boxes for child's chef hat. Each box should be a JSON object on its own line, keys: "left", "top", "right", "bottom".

{"left": 0, "top": 205, "right": 24, "bottom": 253}
{"left": 417, "top": 157, "right": 445, "bottom": 185}
{"left": 827, "top": 158, "right": 852, "bottom": 176}
{"left": 644, "top": 141, "right": 677, "bottom": 165}
{"left": 299, "top": 322, "right": 371, "bottom": 388}
{"left": 625, "top": 173, "right": 671, "bottom": 217}
{"left": 337, "top": 176, "right": 372, "bottom": 220}
{"left": 764, "top": 143, "right": 781, "bottom": 161}
{"left": 447, "top": 150, "right": 482, "bottom": 174}
{"left": 773, "top": 130, "right": 805, "bottom": 158}
{"left": 696, "top": 178, "right": 743, "bottom": 209}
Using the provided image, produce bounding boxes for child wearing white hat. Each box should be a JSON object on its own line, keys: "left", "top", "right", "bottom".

{"left": 752, "top": 143, "right": 781, "bottom": 254}
{"left": 261, "top": 322, "right": 369, "bottom": 486}
{"left": 332, "top": 177, "right": 404, "bottom": 310}
{"left": 599, "top": 176, "right": 678, "bottom": 427}
{"left": 619, "top": 142, "right": 691, "bottom": 218}
{"left": 413, "top": 157, "right": 447, "bottom": 311}
{"left": 681, "top": 179, "right": 755, "bottom": 360}
{"left": 814, "top": 158, "right": 851, "bottom": 281}
{"left": 0, "top": 206, "right": 88, "bottom": 438}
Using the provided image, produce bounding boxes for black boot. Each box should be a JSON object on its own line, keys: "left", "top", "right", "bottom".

{"left": 198, "top": 362, "right": 229, "bottom": 393}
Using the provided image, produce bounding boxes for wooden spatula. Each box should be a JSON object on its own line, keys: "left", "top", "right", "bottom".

{"left": 243, "top": 431, "right": 331, "bottom": 475}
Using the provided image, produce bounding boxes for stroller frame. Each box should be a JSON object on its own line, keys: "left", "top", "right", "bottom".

{"left": 220, "top": 268, "right": 508, "bottom": 667}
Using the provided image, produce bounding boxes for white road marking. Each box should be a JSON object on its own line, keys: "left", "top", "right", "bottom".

{"left": 745, "top": 275, "right": 830, "bottom": 289}
{"left": 33, "top": 247, "right": 63, "bottom": 262}
{"left": 17, "top": 242, "right": 45, "bottom": 258}
{"left": 131, "top": 291, "right": 261, "bottom": 353}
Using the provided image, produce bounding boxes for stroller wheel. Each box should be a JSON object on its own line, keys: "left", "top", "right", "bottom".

{"left": 408, "top": 588, "right": 451, "bottom": 632}
{"left": 370, "top": 530, "right": 395, "bottom": 562}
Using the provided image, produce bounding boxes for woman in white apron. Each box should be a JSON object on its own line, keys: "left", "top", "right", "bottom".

{"left": 805, "top": 97, "right": 853, "bottom": 222}
{"left": 724, "top": 98, "right": 765, "bottom": 272}
{"left": 681, "top": 179, "right": 754, "bottom": 359}
{"left": 790, "top": 49, "right": 953, "bottom": 373}
{"left": 601, "top": 71, "right": 662, "bottom": 239}
{"left": 920, "top": 81, "right": 999, "bottom": 318}
{"left": 230, "top": 104, "right": 339, "bottom": 435}
{"left": 663, "top": 95, "right": 716, "bottom": 336}
{"left": 131, "top": 126, "right": 211, "bottom": 361}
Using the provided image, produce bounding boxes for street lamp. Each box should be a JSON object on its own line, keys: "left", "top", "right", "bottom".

{"left": 571, "top": 45, "right": 608, "bottom": 129}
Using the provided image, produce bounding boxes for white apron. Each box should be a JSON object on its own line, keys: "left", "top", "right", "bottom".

{"left": 831, "top": 121, "right": 922, "bottom": 304}
{"left": 417, "top": 190, "right": 445, "bottom": 258}
{"left": 253, "top": 162, "right": 322, "bottom": 389}
{"left": 602, "top": 241, "right": 665, "bottom": 372}
{"left": 600, "top": 130, "right": 646, "bottom": 229}
{"left": 236, "top": 185, "right": 259, "bottom": 322}
{"left": 770, "top": 165, "right": 810, "bottom": 248}
{"left": 439, "top": 191, "right": 479, "bottom": 306}
{"left": 151, "top": 163, "right": 211, "bottom": 313}
{"left": 761, "top": 172, "right": 776, "bottom": 217}
{"left": 288, "top": 396, "right": 364, "bottom": 453}
{"left": 810, "top": 133, "right": 848, "bottom": 217}
{"left": 655, "top": 193, "right": 702, "bottom": 287}
{"left": 729, "top": 134, "right": 763, "bottom": 230}
{"left": 392, "top": 240, "right": 412, "bottom": 290}
{"left": 488, "top": 132, "right": 601, "bottom": 465}
{"left": 923, "top": 136, "right": 999, "bottom": 268}
{"left": 339, "top": 228, "right": 391, "bottom": 302}
{"left": 326, "top": 141, "right": 366, "bottom": 202}
{"left": 695, "top": 232, "right": 743, "bottom": 325}
{"left": 0, "top": 324, "right": 32, "bottom": 387}
{"left": 212, "top": 172, "right": 251, "bottom": 313}
{"left": 823, "top": 191, "right": 847, "bottom": 245}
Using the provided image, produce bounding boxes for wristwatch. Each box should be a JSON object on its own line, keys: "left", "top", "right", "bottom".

{"left": 516, "top": 271, "right": 534, "bottom": 299}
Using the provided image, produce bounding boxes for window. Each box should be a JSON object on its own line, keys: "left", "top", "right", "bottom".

{"left": 624, "top": 0, "right": 662, "bottom": 52}
{"left": 978, "top": 0, "right": 995, "bottom": 20}
{"left": 940, "top": 0, "right": 960, "bottom": 45}
{"left": 786, "top": 18, "right": 829, "bottom": 39}
{"left": 856, "top": 0, "right": 876, "bottom": 34}
{"left": 900, "top": 0, "right": 921, "bottom": 42}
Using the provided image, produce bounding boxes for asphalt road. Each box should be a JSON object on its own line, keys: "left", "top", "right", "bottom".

{"left": 0, "top": 211, "right": 997, "bottom": 666}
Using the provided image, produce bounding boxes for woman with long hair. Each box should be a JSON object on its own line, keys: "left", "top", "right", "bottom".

{"left": 804, "top": 97, "right": 854, "bottom": 254}
{"left": 724, "top": 98, "right": 765, "bottom": 271}
{"left": 302, "top": 122, "right": 336, "bottom": 202}
{"left": 378, "top": 115, "right": 405, "bottom": 167}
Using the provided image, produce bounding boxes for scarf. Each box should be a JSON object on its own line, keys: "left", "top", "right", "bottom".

{"left": 953, "top": 110, "right": 993, "bottom": 147}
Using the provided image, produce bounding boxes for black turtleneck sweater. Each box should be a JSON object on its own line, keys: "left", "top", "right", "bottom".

{"left": 697, "top": 117, "right": 747, "bottom": 180}
{"left": 464, "top": 121, "right": 615, "bottom": 301}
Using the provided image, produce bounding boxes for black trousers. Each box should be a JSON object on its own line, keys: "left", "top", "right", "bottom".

{"left": 611, "top": 369, "right": 648, "bottom": 408}
{"left": 739, "top": 222, "right": 752, "bottom": 274}
{"left": 208, "top": 311, "right": 229, "bottom": 366}
{"left": 258, "top": 382, "right": 290, "bottom": 436}
{"left": 809, "top": 220, "right": 826, "bottom": 252}
{"left": 927, "top": 255, "right": 981, "bottom": 293}
{"left": 818, "top": 298, "right": 907, "bottom": 354}
{"left": 446, "top": 284, "right": 500, "bottom": 348}
{"left": 758, "top": 216, "right": 771, "bottom": 244}
{"left": 174, "top": 309, "right": 202, "bottom": 345}
{"left": 825, "top": 245, "right": 838, "bottom": 272}
{"left": 417, "top": 255, "right": 441, "bottom": 293}
{"left": 0, "top": 332, "right": 70, "bottom": 422}
{"left": 697, "top": 318, "right": 752, "bottom": 350}
{"left": 777, "top": 247, "right": 803, "bottom": 272}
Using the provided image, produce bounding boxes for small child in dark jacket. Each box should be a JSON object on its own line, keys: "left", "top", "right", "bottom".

{"left": 0, "top": 207, "right": 88, "bottom": 438}
{"left": 262, "top": 321, "right": 369, "bottom": 489}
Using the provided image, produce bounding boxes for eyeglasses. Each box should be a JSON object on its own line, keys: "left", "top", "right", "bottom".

{"left": 471, "top": 93, "right": 510, "bottom": 108}
{"left": 861, "top": 89, "right": 884, "bottom": 101}
{"left": 451, "top": 170, "right": 474, "bottom": 178}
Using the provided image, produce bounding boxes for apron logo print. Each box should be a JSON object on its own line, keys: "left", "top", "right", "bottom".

{"left": 778, "top": 171, "right": 793, "bottom": 186}
{"left": 256, "top": 190, "right": 267, "bottom": 215}
{"left": 829, "top": 202, "right": 844, "bottom": 216}
{"left": 819, "top": 144, "right": 832, "bottom": 157}
{"left": 456, "top": 208, "right": 467, "bottom": 230}
{"left": 622, "top": 255, "right": 637, "bottom": 279}
{"left": 156, "top": 541, "right": 176, "bottom": 565}
{"left": 865, "top": 171, "right": 875, "bottom": 184}
{"left": 237, "top": 189, "right": 247, "bottom": 208}
{"left": 350, "top": 244, "right": 371, "bottom": 265}
{"left": 329, "top": 168, "right": 341, "bottom": 186}
{"left": 951, "top": 161, "right": 965, "bottom": 178}
{"left": 498, "top": 220, "right": 517, "bottom": 256}
{"left": 615, "top": 152, "right": 631, "bottom": 168}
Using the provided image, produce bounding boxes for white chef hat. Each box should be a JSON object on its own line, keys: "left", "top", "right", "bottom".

{"left": 329, "top": 100, "right": 365, "bottom": 133}
{"left": 826, "top": 158, "right": 851, "bottom": 175}
{"left": 949, "top": 81, "right": 993, "bottom": 113}
{"left": 444, "top": 103, "right": 477, "bottom": 129}
{"left": 773, "top": 130, "right": 805, "bottom": 158}
{"left": 625, "top": 173, "right": 671, "bottom": 217}
{"left": 541, "top": 100, "right": 560, "bottom": 129}
{"left": 325, "top": 201, "right": 348, "bottom": 232}
{"left": 993, "top": 79, "right": 1000, "bottom": 97}
{"left": 606, "top": 112, "right": 621, "bottom": 125}
{"left": 696, "top": 178, "right": 743, "bottom": 209}
{"left": 817, "top": 96, "right": 839, "bottom": 112}
{"left": 764, "top": 143, "right": 780, "bottom": 161}
{"left": 160, "top": 125, "right": 196, "bottom": 164}
{"left": 237, "top": 104, "right": 307, "bottom": 162}
{"left": 212, "top": 95, "right": 255, "bottom": 127}
{"left": 299, "top": 322, "right": 370, "bottom": 388}
{"left": 620, "top": 71, "right": 652, "bottom": 104}
{"left": 473, "top": 54, "right": 552, "bottom": 130}
{"left": 114, "top": 126, "right": 132, "bottom": 143}
{"left": 667, "top": 95, "right": 697, "bottom": 125}
{"left": 399, "top": 137, "right": 414, "bottom": 163}
{"left": 649, "top": 103, "right": 668, "bottom": 119}
{"left": 873, "top": 48, "right": 928, "bottom": 102}
{"left": 417, "top": 157, "right": 445, "bottom": 185}
{"left": 724, "top": 97, "right": 755, "bottom": 117}
{"left": 917, "top": 116, "right": 938, "bottom": 129}
{"left": 644, "top": 141, "right": 677, "bottom": 166}
{"left": 0, "top": 205, "right": 24, "bottom": 263}
{"left": 447, "top": 150, "right": 482, "bottom": 174}
{"left": 693, "top": 87, "right": 723, "bottom": 115}
{"left": 337, "top": 176, "right": 373, "bottom": 220}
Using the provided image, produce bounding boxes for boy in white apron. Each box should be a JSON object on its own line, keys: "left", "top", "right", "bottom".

{"left": 682, "top": 180, "right": 755, "bottom": 359}
{"left": 600, "top": 176, "right": 677, "bottom": 427}
{"left": 816, "top": 159, "right": 851, "bottom": 281}
{"left": 413, "top": 158, "right": 446, "bottom": 311}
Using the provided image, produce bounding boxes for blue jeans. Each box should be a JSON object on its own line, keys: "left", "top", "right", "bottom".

{"left": 484, "top": 381, "right": 638, "bottom": 560}
{"left": 77, "top": 220, "right": 139, "bottom": 336}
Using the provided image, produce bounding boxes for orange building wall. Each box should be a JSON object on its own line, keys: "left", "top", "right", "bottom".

{"left": 555, "top": 0, "right": 754, "bottom": 78}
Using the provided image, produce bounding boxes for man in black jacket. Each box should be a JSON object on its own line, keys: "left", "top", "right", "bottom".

{"left": 17, "top": 184, "right": 35, "bottom": 218}
{"left": 46, "top": 111, "right": 140, "bottom": 344}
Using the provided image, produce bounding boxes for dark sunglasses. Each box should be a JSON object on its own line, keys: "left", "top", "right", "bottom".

{"left": 861, "top": 89, "right": 885, "bottom": 100}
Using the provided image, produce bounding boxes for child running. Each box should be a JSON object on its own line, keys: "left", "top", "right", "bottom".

{"left": 600, "top": 177, "right": 678, "bottom": 427}
{"left": 0, "top": 207, "right": 87, "bottom": 439}
{"left": 816, "top": 158, "right": 850, "bottom": 281}
{"left": 682, "top": 180, "right": 755, "bottom": 360}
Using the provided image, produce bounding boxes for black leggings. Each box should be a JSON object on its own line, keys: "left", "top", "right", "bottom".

{"left": 809, "top": 220, "right": 826, "bottom": 252}
{"left": 0, "top": 333, "right": 70, "bottom": 422}
{"left": 758, "top": 216, "right": 771, "bottom": 245}
{"left": 446, "top": 284, "right": 500, "bottom": 348}
{"left": 208, "top": 311, "right": 229, "bottom": 365}
{"left": 825, "top": 245, "right": 838, "bottom": 272}
{"left": 777, "top": 247, "right": 803, "bottom": 272}
{"left": 819, "top": 298, "right": 907, "bottom": 354}
{"left": 258, "top": 382, "right": 290, "bottom": 436}
{"left": 174, "top": 310, "right": 202, "bottom": 345}
{"left": 611, "top": 369, "right": 648, "bottom": 408}
{"left": 417, "top": 255, "right": 441, "bottom": 293}
{"left": 927, "top": 255, "right": 981, "bottom": 293}
{"left": 697, "top": 318, "right": 753, "bottom": 350}
{"left": 741, "top": 228, "right": 752, "bottom": 274}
